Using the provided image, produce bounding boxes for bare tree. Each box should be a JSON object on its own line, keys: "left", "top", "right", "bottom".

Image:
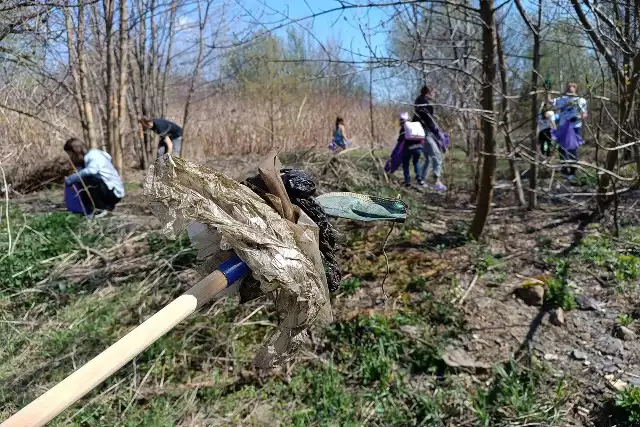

{"left": 64, "top": 0, "right": 98, "bottom": 148}
{"left": 470, "top": 0, "right": 497, "bottom": 239}
{"left": 181, "top": 0, "right": 213, "bottom": 157}
{"left": 515, "top": 0, "right": 542, "bottom": 209}
{"left": 570, "top": 0, "right": 640, "bottom": 205}
{"left": 496, "top": 24, "right": 525, "bottom": 206}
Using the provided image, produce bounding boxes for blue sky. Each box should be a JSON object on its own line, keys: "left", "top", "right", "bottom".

{"left": 245, "top": 0, "right": 390, "bottom": 59}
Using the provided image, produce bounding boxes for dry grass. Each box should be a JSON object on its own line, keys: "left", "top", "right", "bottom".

{"left": 1, "top": 93, "right": 398, "bottom": 194}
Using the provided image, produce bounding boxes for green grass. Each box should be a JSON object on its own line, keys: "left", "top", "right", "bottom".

{"left": 340, "top": 276, "right": 361, "bottom": 296}
{"left": 618, "top": 314, "right": 634, "bottom": 327}
{"left": 544, "top": 259, "right": 577, "bottom": 311}
{"left": 614, "top": 386, "right": 640, "bottom": 425}
{"left": 0, "top": 184, "right": 581, "bottom": 426}
{"left": 577, "top": 231, "right": 640, "bottom": 292}
{"left": 473, "top": 360, "right": 567, "bottom": 426}
{"left": 146, "top": 231, "right": 197, "bottom": 268}
{"left": 0, "top": 211, "right": 97, "bottom": 291}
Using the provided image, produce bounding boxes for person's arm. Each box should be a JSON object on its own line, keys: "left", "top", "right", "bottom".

{"left": 580, "top": 98, "right": 588, "bottom": 121}
{"left": 164, "top": 136, "right": 173, "bottom": 155}
{"left": 65, "top": 156, "right": 100, "bottom": 185}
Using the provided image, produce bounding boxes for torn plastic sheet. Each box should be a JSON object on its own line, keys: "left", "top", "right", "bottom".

{"left": 143, "top": 155, "right": 330, "bottom": 369}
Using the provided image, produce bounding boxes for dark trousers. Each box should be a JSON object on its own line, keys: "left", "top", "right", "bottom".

{"left": 78, "top": 175, "right": 121, "bottom": 211}
{"left": 559, "top": 126, "right": 580, "bottom": 176}
{"left": 538, "top": 129, "right": 553, "bottom": 157}
{"left": 403, "top": 147, "right": 422, "bottom": 184}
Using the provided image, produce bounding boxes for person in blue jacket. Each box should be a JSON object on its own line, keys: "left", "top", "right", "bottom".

{"left": 64, "top": 138, "right": 125, "bottom": 211}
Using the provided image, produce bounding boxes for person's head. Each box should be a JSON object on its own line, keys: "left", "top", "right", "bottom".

{"left": 420, "top": 85, "right": 435, "bottom": 97}
{"left": 567, "top": 82, "right": 577, "bottom": 94}
{"left": 335, "top": 116, "right": 344, "bottom": 127}
{"left": 64, "top": 138, "right": 88, "bottom": 167}
{"left": 139, "top": 117, "right": 153, "bottom": 130}
{"left": 399, "top": 112, "right": 409, "bottom": 123}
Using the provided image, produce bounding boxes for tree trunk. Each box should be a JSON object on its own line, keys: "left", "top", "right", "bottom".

{"left": 528, "top": 0, "right": 542, "bottom": 209}
{"left": 64, "top": 6, "right": 87, "bottom": 143}
{"left": 103, "top": 0, "right": 117, "bottom": 163}
{"left": 515, "top": 0, "right": 542, "bottom": 209}
{"left": 181, "top": 0, "right": 211, "bottom": 158}
{"left": 496, "top": 27, "right": 525, "bottom": 206}
{"left": 65, "top": 1, "right": 97, "bottom": 148}
{"left": 160, "top": 0, "right": 178, "bottom": 118}
{"left": 470, "top": 0, "right": 497, "bottom": 240}
{"left": 116, "top": 0, "right": 128, "bottom": 175}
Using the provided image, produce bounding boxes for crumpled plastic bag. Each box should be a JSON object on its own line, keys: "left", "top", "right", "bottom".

{"left": 143, "top": 155, "right": 330, "bottom": 368}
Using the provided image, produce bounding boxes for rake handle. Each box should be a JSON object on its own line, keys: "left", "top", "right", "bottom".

{"left": 1, "top": 255, "right": 249, "bottom": 427}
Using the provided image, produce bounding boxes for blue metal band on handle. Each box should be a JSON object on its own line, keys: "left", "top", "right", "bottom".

{"left": 218, "top": 254, "right": 250, "bottom": 286}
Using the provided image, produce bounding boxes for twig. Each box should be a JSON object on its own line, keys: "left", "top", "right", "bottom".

{"left": 457, "top": 273, "right": 479, "bottom": 306}
{"left": 0, "top": 163, "right": 11, "bottom": 256}
{"left": 66, "top": 226, "right": 110, "bottom": 263}
{"left": 379, "top": 222, "right": 396, "bottom": 300}
{"left": 121, "top": 350, "right": 166, "bottom": 418}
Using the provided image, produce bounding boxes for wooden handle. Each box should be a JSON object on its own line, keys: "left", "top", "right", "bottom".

{"left": 1, "top": 270, "right": 229, "bottom": 427}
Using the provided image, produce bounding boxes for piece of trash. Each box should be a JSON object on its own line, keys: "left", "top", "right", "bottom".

{"left": 315, "top": 192, "right": 408, "bottom": 223}
{"left": 442, "top": 347, "right": 491, "bottom": 373}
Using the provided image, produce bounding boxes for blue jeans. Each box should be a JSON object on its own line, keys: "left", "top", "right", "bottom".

{"left": 559, "top": 127, "right": 580, "bottom": 176}
{"left": 420, "top": 134, "right": 443, "bottom": 180}
{"left": 403, "top": 147, "right": 422, "bottom": 184}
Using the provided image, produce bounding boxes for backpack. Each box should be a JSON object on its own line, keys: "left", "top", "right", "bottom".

{"left": 403, "top": 121, "right": 426, "bottom": 141}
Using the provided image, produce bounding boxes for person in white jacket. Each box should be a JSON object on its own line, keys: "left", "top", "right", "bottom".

{"left": 64, "top": 138, "right": 125, "bottom": 211}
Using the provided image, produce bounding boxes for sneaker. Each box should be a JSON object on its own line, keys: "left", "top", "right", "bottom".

{"left": 417, "top": 179, "right": 427, "bottom": 187}
{"left": 433, "top": 182, "right": 447, "bottom": 192}
{"left": 402, "top": 182, "right": 411, "bottom": 188}
{"left": 91, "top": 210, "right": 109, "bottom": 219}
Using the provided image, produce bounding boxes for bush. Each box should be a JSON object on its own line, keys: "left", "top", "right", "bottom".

{"left": 615, "top": 387, "right": 640, "bottom": 424}
{"left": 544, "top": 259, "right": 576, "bottom": 310}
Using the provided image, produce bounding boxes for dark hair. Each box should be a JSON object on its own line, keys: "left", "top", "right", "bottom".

{"left": 335, "top": 116, "right": 344, "bottom": 127}
{"left": 64, "top": 137, "right": 88, "bottom": 155}
{"left": 420, "top": 86, "right": 431, "bottom": 96}
{"left": 139, "top": 117, "right": 152, "bottom": 124}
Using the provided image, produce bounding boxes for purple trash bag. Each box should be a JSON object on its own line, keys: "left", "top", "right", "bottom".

{"left": 436, "top": 129, "right": 450, "bottom": 153}
{"left": 385, "top": 140, "right": 405, "bottom": 173}
{"left": 65, "top": 182, "right": 93, "bottom": 215}
{"left": 552, "top": 121, "right": 584, "bottom": 151}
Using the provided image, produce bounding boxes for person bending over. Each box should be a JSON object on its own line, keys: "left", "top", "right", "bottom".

{"left": 139, "top": 117, "right": 183, "bottom": 157}
{"left": 64, "top": 138, "right": 124, "bottom": 211}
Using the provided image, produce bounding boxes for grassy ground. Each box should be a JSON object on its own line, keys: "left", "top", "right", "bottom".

{"left": 1, "top": 150, "right": 640, "bottom": 426}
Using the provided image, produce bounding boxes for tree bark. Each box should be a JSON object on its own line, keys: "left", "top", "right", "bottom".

{"left": 116, "top": 0, "right": 129, "bottom": 175}
{"left": 181, "top": 0, "right": 212, "bottom": 158}
{"left": 103, "top": 0, "right": 117, "bottom": 164}
{"left": 65, "top": 1, "right": 97, "bottom": 148}
{"left": 515, "top": 0, "right": 541, "bottom": 209}
{"left": 160, "top": 0, "right": 178, "bottom": 118}
{"left": 496, "top": 27, "right": 525, "bottom": 206}
{"left": 470, "top": 0, "right": 497, "bottom": 240}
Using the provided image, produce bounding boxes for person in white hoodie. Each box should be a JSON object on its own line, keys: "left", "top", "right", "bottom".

{"left": 63, "top": 138, "right": 125, "bottom": 211}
